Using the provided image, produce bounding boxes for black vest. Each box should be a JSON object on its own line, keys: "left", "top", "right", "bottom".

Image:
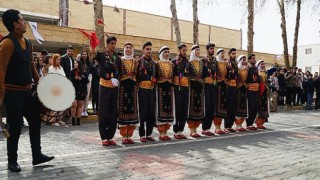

{"left": 2, "top": 33, "right": 32, "bottom": 86}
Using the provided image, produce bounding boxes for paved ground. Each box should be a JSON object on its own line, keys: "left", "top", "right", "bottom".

{"left": 0, "top": 109, "right": 320, "bottom": 180}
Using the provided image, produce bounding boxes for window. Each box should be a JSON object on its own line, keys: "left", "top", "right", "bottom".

{"left": 305, "top": 67, "right": 311, "bottom": 72}
{"left": 305, "top": 48, "right": 312, "bottom": 54}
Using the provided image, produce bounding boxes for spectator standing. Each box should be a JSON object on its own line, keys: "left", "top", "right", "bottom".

{"left": 285, "top": 67, "right": 295, "bottom": 107}
{"left": 79, "top": 49, "right": 92, "bottom": 117}
{"left": 48, "top": 54, "right": 66, "bottom": 76}
{"left": 60, "top": 45, "right": 74, "bottom": 78}
{"left": 305, "top": 74, "right": 314, "bottom": 110}
{"left": 269, "top": 72, "right": 279, "bottom": 112}
{"left": 278, "top": 69, "right": 286, "bottom": 106}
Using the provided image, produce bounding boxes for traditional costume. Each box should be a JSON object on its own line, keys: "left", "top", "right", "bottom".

{"left": 137, "top": 42, "right": 157, "bottom": 142}
{"left": 246, "top": 59, "right": 260, "bottom": 131}
{"left": 235, "top": 55, "right": 248, "bottom": 132}
{"left": 187, "top": 45, "right": 205, "bottom": 138}
{"left": 201, "top": 43, "right": 217, "bottom": 136}
{"left": 213, "top": 49, "right": 228, "bottom": 134}
{"left": 225, "top": 49, "right": 238, "bottom": 133}
{"left": 172, "top": 44, "right": 189, "bottom": 139}
{"left": 256, "top": 60, "right": 269, "bottom": 129}
{"left": 118, "top": 43, "right": 139, "bottom": 144}
{"left": 96, "top": 42, "right": 121, "bottom": 145}
{"left": 156, "top": 46, "right": 174, "bottom": 141}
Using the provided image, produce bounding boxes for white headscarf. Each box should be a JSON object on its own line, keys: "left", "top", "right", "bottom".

{"left": 123, "top": 43, "right": 134, "bottom": 60}
{"left": 189, "top": 45, "right": 200, "bottom": 61}
{"left": 159, "top": 46, "right": 170, "bottom": 62}
{"left": 256, "top": 60, "right": 265, "bottom": 72}
{"left": 216, "top": 49, "right": 225, "bottom": 62}
{"left": 237, "top": 55, "right": 246, "bottom": 69}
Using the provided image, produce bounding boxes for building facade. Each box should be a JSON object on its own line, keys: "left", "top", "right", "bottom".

{"left": 0, "top": 0, "right": 283, "bottom": 65}
{"left": 297, "top": 44, "right": 320, "bottom": 74}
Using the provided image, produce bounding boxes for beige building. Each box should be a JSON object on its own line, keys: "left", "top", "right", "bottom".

{"left": 0, "top": 0, "right": 283, "bottom": 66}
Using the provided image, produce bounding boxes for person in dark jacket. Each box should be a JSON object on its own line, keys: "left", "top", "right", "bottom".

{"left": 70, "top": 60, "right": 89, "bottom": 125}
{"left": 91, "top": 60, "right": 100, "bottom": 114}
{"left": 277, "top": 69, "right": 286, "bottom": 106}
{"left": 60, "top": 45, "right": 74, "bottom": 79}
{"left": 314, "top": 75, "right": 320, "bottom": 110}
{"left": 305, "top": 74, "right": 314, "bottom": 110}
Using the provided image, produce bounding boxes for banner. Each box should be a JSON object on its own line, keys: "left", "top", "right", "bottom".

{"left": 28, "top": 21, "right": 45, "bottom": 44}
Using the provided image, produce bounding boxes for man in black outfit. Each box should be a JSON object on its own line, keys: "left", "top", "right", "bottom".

{"left": 60, "top": 45, "right": 74, "bottom": 78}
{"left": 0, "top": 9, "right": 54, "bottom": 172}
{"left": 94, "top": 36, "right": 121, "bottom": 146}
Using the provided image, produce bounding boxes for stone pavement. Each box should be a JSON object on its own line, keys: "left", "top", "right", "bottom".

{"left": 0, "top": 109, "right": 320, "bottom": 180}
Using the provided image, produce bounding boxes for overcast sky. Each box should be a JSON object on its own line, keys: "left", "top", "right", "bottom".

{"left": 102, "top": 0, "right": 319, "bottom": 55}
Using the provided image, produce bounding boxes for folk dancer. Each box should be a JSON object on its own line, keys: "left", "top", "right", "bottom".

{"left": 225, "top": 48, "right": 238, "bottom": 133}
{"left": 172, "top": 43, "right": 189, "bottom": 139}
{"left": 156, "top": 46, "right": 174, "bottom": 141}
{"left": 213, "top": 49, "right": 228, "bottom": 134}
{"left": 246, "top": 54, "right": 260, "bottom": 130}
{"left": 0, "top": 9, "right": 54, "bottom": 172}
{"left": 187, "top": 45, "right": 205, "bottom": 138}
{"left": 256, "top": 60, "right": 269, "bottom": 129}
{"left": 235, "top": 55, "right": 248, "bottom": 132}
{"left": 137, "top": 42, "right": 157, "bottom": 143}
{"left": 201, "top": 43, "right": 217, "bottom": 136}
{"left": 95, "top": 36, "right": 121, "bottom": 146}
{"left": 118, "top": 42, "right": 139, "bottom": 144}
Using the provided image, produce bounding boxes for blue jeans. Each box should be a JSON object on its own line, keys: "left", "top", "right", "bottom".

{"left": 307, "top": 93, "right": 313, "bottom": 109}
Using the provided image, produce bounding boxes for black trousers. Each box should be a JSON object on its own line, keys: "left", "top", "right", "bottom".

{"left": 98, "top": 86, "right": 118, "bottom": 140}
{"left": 286, "top": 87, "right": 293, "bottom": 106}
{"left": 92, "top": 90, "right": 99, "bottom": 110}
{"left": 202, "top": 84, "right": 215, "bottom": 130}
{"left": 138, "top": 88, "right": 156, "bottom": 137}
{"left": 292, "top": 87, "right": 297, "bottom": 105}
{"left": 296, "top": 88, "right": 303, "bottom": 105}
{"left": 173, "top": 86, "right": 189, "bottom": 133}
{"left": 4, "top": 90, "right": 42, "bottom": 163}
{"left": 246, "top": 90, "right": 259, "bottom": 126}
{"left": 225, "top": 86, "right": 237, "bottom": 128}
{"left": 315, "top": 92, "right": 320, "bottom": 110}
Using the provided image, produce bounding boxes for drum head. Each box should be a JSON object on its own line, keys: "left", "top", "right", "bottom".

{"left": 37, "top": 73, "right": 75, "bottom": 111}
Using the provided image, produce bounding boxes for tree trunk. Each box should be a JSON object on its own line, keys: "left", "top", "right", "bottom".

{"left": 93, "top": 0, "right": 105, "bottom": 51}
{"left": 277, "top": 0, "right": 290, "bottom": 69}
{"left": 170, "top": 0, "right": 182, "bottom": 46}
{"left": 292, "top": 0, "right": 301, "bottom": 67}
{"left": 59, "top": 0, "right": 69, "bottom": 26}
{"left": 247, "top": 0, "right": 254, "bottom": 57}
{"left": 192, "top": 0, "right": 199, "bottom": 45}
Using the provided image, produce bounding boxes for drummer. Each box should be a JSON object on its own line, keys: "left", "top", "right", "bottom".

{"left": 70, "top": 60, "right": 89, "bottom": 125}
{"left": 0, "top": 9, "right": 54, "bottom": 172}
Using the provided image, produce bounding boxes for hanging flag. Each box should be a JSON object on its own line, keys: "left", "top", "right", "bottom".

{"left": 28, "top": 21, "right": 45, "bottom": 44}
{"left": 113, "top": 6, "right": 120, "bottom": 13}
{"left": 97, "top": 19, "right": 110, "bottom": 37}
{"left": 97, "top": 19, "right": 106, "bottom": 26}
{"left": 78, "top": 29, "right": 100, "bottom": 49}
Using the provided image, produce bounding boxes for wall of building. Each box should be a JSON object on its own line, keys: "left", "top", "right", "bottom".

{"left": 0, "top": 0, "right": 241, "bottom": 49}
{"left": 297, "top": 44, "right": 320, "bottom": 73}
{"left": 0, "top": 0, "right": 280, "bottom": 66}
{"left": 0, "top": 21, "right": 281, "bottom": 66}
{"left": 0, "top": 0, "right": 59, "bottom": 17}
